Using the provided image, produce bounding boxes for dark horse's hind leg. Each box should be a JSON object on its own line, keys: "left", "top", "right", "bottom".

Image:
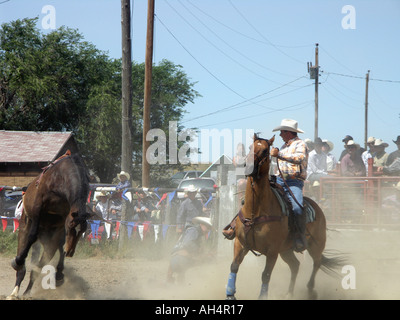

{"left": 23, "top": 228, "right": 66, "bottom": 296}
{"left": 56, "top": 231, "right": 66, "bottom": 286}
{"left": 8, "top": 217, "right": 40, "bottom": 299}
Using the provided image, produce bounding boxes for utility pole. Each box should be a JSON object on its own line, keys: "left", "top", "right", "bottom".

{"left": 364, "top": 70, "right": 370, "bottom": 149}
{"left": 142, "top": 0, "right": 155, "bottom": 188}
{"left": 307, "top": 43, "right": 319, "bottom": 140}
{"left": 314, "top": 43, "right": 319, "bottom": 140}
{"left": 120, "top": 0, "right": 133, "bottom": 248}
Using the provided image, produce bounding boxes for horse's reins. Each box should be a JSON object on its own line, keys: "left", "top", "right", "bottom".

{"left": 242, "top": 140, "right": 281, "bottom": 256}
{"left": 276, "top": 157, "right": 304, "bottom": 211}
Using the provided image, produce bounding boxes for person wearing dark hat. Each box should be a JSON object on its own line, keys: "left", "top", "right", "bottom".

{"left": 339, "top": 135, "right": 353, "bottom": 161}
{"left": 341, "top": 140, "right": 366, "bottom": 177}
{"left": 387, "top": 136, "right": 400, "bottom": 166}
{"left": 270, "top": 119, "right": 308, "bottom": 252}
{"left": 339, "top": 135, "right": 366, "bottom": 161}
{"left": 377, "top": 136, "right": 400, "bottom": 176}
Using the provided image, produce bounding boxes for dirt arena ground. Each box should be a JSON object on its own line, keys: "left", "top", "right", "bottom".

{"left": 0, "top": 228, "right": 399, "bottom": 300}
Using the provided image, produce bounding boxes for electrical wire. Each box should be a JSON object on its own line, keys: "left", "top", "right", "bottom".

{"left": 155, "top": 14, "right": 247, "bottom": 100}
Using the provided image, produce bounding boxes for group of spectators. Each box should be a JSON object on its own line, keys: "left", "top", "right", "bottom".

{"left": 306, "top": 134, "right": 400, "bottom": 185}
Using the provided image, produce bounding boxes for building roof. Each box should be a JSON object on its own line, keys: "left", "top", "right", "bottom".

{"left": 0, "top": 131, "right": 74, "bottom": 163}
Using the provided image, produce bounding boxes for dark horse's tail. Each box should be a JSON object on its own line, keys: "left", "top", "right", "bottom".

{"left": 320, "top": 250, "right": 349, "bottom": 278}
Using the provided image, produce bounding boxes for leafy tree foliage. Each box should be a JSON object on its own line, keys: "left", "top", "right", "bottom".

{"left": 0, "top": 18, "right": 200, "bottom": 184}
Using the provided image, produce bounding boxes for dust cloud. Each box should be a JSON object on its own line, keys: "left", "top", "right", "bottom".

{"left": 1, "top": 228, "right": 400, "bottom": 300}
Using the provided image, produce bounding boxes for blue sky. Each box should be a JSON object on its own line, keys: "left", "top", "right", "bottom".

{"left": 1, "top": 0, "right": 399, "bottom": 162}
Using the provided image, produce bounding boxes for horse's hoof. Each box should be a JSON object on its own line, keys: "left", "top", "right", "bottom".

{"left": 6, "top": 295, "right": 19, "bottom": 300}
{"left": 56, "top": 273, "right": 65, "bottom": 287}
{"left": 225, "top": 295, "right": 236, "bottom": 300}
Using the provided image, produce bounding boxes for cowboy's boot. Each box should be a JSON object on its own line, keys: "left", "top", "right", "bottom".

{"left": 293, "top": 213, "right": 306, "bottom": 252}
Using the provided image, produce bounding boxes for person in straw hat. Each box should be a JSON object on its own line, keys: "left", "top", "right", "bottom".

{"left": 94, "top": 191, "right": 110, "bottom": 220}
{"left": 373, "top": 138, "right": 389, "bottom": 168}
{"left": 322, "top": 139, "right": 337, "bottom": 172}
{"left": 270, "top": 119, "right": 308, "bottom": 252}
{"left": 167, "top": 216, "right": 213, "bottom": 283}
{"left": 116, "top": 171, "right": 131, "bottom": 191}
{"left": 176, "top": 185, "right": 205, "bottom": 234}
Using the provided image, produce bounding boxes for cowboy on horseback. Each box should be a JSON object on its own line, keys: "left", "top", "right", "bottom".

{"left": 271, "top": 119, "right": 309, "bottom": 252}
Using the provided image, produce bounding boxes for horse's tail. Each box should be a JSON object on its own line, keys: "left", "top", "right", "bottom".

{"left": 320, "top": 250, "right": 349, "bottom": 278}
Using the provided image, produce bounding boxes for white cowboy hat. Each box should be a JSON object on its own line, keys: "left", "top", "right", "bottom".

{"left": 374, "top": 138, "right": 388, "bottom": 148}
{"left": 117, "top": 171, "right": 130, "bottom": 180}
{"left": 192, "top": 216, "right": 212, "bottom": 228}
{"left": 185, "top": 185, "right": 198, "bottom": 193}
{"left": 367, "top": 136, "right": 376, "bottom": 144}
{"left": 272, "top": 119, "right": 304, "bottom": 133}
{"left": 346, "top": 140, "right": 360, "bottom": 149}
{"left": 322, "top": 139, "right": 334, "bottom": 152}
{"left": 96, "top": 191, "right": 109, "bottom": 199}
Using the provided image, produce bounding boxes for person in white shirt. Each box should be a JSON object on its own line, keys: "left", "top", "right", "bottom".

{"left": 307, "top": 137, "right": 328, "bottom": 185}
{"left": 362, "top": 136, "right": 376, "bottom": 175}
{"left": 322, "top": 139, "right": 337, "bottom": 172}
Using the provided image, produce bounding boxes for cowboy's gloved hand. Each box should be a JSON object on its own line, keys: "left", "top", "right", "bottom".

{"left": 270, "top": 147, "right": 279, "bottom": 157}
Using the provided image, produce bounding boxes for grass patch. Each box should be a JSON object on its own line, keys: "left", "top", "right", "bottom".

{"left": 0, "top": 230, "right": 19, "bottom": 257}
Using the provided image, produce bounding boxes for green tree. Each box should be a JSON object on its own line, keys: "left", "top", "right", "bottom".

{"left": 0, "top": 18, "right": 111, "bottom": 131}
{"left": 0, "top": 18, "right": 200, "bottom": 185}
{"left": 79, "top": 59, "right": 200, "bottom": 184}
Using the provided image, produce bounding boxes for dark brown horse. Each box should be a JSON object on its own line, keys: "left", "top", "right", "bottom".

{"left": 225, "top": 134, "right": 344, "bottom": 300}
{"left": 8, "top": 152, "right": 90, "bottom": 299}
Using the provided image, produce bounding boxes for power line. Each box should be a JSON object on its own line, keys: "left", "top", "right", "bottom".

{"left": 165, "top": 0, "right": 283, "bottom": 85}
{"left": 195, "top": 100, "right": 313, "bottom": 128}
{"left": 325, "top": 71, "right": 400, "bottom": 83}
{"left": 228, "top": 0, "right": 305, "bottom": 65}
{"left": 187, "top": 0, "right": 313, "bottom": 49}
{"left": 155, "top": 14, "right": 246, "bottom": 100}
{"left": 182, "top": 77, "right": 310, "bottom": 123}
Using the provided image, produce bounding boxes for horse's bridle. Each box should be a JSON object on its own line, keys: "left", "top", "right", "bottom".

{"left": 245, "top": 138, "right": 271, "bottom": 179}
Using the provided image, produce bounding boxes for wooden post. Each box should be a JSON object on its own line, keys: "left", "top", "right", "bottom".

{"left": 120, "top": 0, "right": 133, "bottom": 248}
{"left": 142, "top": 0, "right": 155, "bottom": 188}
{"left": 364, "top": 70, "right": 370, "bottom": 150}
{"left": 314, "top": 43, "right": 319, "bottom": 140}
